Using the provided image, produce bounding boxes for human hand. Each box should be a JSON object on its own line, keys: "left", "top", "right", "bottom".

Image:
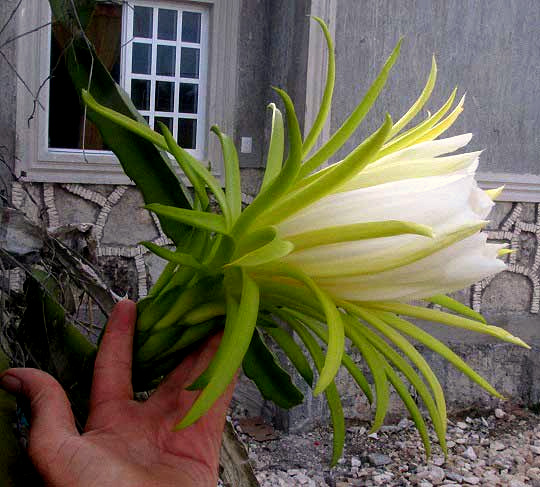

{"left": 0, "top": 300, "right": 235, "bottom": 487}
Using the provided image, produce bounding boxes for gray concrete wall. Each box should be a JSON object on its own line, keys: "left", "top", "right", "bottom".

{"left": 332, "top": 0, "right": 540, "bottom": 176}
{"left": 235, "top": 0, "right": 311, "bottom": 171}
{"left": 0, "top": 0, "right": 18, "bottom": 203}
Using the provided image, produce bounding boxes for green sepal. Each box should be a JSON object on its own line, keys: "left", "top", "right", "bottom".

{"left": 302, "top": 17, "right": 335, "bottom": 157}
{"left": 145, "top": 204, "right": 229, "bottom": 235}
{"left": 141, "top": 241, "right": 204, "bottom": 270}
{"left": 176, "top": 270, "right": 260, "bottom": 429}
{"left": 288, "top": 220, "right": 433, "bottom": 251}
{"left": 232, "top": 87, "right": 303, "bottom": 238}
{"left": 299, "top": 39, "right": 401, "bottom": 177}
{"left": 260, "top": 104, "right": 285, "bottom": 191}
{"left": 212, "top": 126, "right": 242, "bottom": 222}
{"left": 426, "top": 294, "right": 487, "bottom": 324}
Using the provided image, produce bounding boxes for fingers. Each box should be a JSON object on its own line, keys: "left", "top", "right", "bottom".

{"left": 0, "top": 368, "right": 78, "bottom": 442}
{"left": 90, "top": 299, "right": 137, "bottom": 410}
{"left": 147, "top": 332, "right": 224, "bottom": 411}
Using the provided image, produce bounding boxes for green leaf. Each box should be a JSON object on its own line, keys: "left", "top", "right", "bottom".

{"left": 260, "top": 104, "right": 285, "bottom": 191}
{"left": 145, "top": 204, "right": 229, "bottom": 235}
{"left": 426, "top": 294, "right": 487, "bottom": 323}
{"left": 302, "top": 17, "right": 335, "bottom": 157}
{"left": 287, "top": 318, "right": 345, "bottom": 466}
{"left": 141, "top": 242, "right": 204, "bottom": 270}
{"left": 243, "top": 329, "right": 304, "bottom": 409}
{"left": 375, "top": 311, "right": 503, "bottom": 398}
{"left": 288, "top": 220, "right": 433, "bottom": 251}
{"left": 263, "top": 323, "right": 314, "bottom": 387}
{"left": 65, "top": 43, "right": 192, "bottom": 244}
{"left": 256, "top": 114, "right": 393, "bottom": 228}
{"left": 299, "top": 39, "right": 401, "bottom": 177}
{"left": 177, "top": 270, "right": 260, "bottom": 429}
{"left": 232, "top": 87, "right": 303, "bottom": 239}
{"left": 388, "top": 56, "right": 437, "bottom": 138}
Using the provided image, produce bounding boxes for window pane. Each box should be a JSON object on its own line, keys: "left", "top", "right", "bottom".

{"left": 158, "top": 9, "right": 177, "bottom": 41}
{"left": 156, "top": 45, "right": 176, "bottom": 76}
{"left": 155, "top": 117, "right": 174, "bottom": 134}
{"left": 133, "top": 6, "right": 153, "bottom": 38}
{"left": 132, "top": 43, "right": 152, "bottom": 74}
{"left": 131, "top": 79, "right": 151, "bottom": 110}
{"left": 178, "top": 119, "right": 197, "bottom": 149}
{"left": 180, "top": 48, "right": 199, "bottom": 78}
{"left": 155, "top": 81, "right": 175, "bottom": 112}
{"left": 182, "top": 12, "right": 201, "bottom": 43}
{"left": 179, "top": 83, "right": 198, "bottom": 113}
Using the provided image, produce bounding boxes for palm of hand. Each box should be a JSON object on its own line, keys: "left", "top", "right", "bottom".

{"left": 8, "top": 301, "right": 233, "bottom": 487}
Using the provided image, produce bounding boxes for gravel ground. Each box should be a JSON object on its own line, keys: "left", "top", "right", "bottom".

{"left": 235, "top": 403, "right": 540, "bottom": 486}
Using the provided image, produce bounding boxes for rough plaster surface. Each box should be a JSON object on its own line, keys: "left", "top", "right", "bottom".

{"left": 332, "top": 0, "right": 540, "bottom": 176}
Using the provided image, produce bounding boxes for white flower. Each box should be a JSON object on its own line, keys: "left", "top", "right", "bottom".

{"left": 276, "top": 134, "right": 506, "bottom": 301}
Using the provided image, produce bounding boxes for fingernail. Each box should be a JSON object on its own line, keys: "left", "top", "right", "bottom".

{"left": 0, "top": 374, "right": 22, "bottom": 394}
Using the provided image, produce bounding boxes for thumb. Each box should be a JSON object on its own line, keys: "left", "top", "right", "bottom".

{"left": 0, "top": 368, "right": 78, "bottom": 446}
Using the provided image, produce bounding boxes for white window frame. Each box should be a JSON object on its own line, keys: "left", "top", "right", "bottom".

{"left": 15, "top": 0, "right": 239, "bottom": 184}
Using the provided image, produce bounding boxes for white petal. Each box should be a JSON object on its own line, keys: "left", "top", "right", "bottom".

{"left": 278, "top": 173, "right": 490, "bottom": 239}
{"left": 316, "top": 234, "right": 506, "bottom": 301}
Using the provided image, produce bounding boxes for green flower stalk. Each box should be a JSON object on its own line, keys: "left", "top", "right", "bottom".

{"left": 81, "top": 18, "right": 526, "bottom": 465}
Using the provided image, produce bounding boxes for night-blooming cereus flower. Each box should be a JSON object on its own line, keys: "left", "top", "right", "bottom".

{"left": 82, "top": 18, "right": 526, "bottom": 465}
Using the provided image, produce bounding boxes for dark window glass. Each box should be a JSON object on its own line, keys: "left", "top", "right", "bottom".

{"left": 158, "top": 9, "right": 177, "bottom": 40}
{"left": 180, "top": 48, "right": 199, "bottom": 78}
{"left": 131, "top": 79, "right": 151, "bottom": 110}
{"left": 155, "top": 117, "right": 174, "bottom": 134}
{"left": 178, "top": 83, "right": 198, "bottom": 113}
{"left": 156, "top": 45, "right": 175, "bottom": 76}
{"left": 181, "top": 12, "right": 201, "bottom": 43}
{"left": 132, "top": 42, "right": 152, "bottom": 74}
{"left": 48, "top": 4, "right": 121, "bottom": 149}
{"left": 155, "top": 81, "right": 175, "bottom": 112}
{"left": 133, "top": 6, "right": 153, "bottom": 38}
{"left": 178, "top": 119, "right": 197, "bottom": 149}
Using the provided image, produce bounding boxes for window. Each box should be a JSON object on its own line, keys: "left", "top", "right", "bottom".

{"left": 15, "top": 0, "right": 239, "bottom": 184}
{"left": 124, "top": 3, "right": 208, "bottom": 152}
